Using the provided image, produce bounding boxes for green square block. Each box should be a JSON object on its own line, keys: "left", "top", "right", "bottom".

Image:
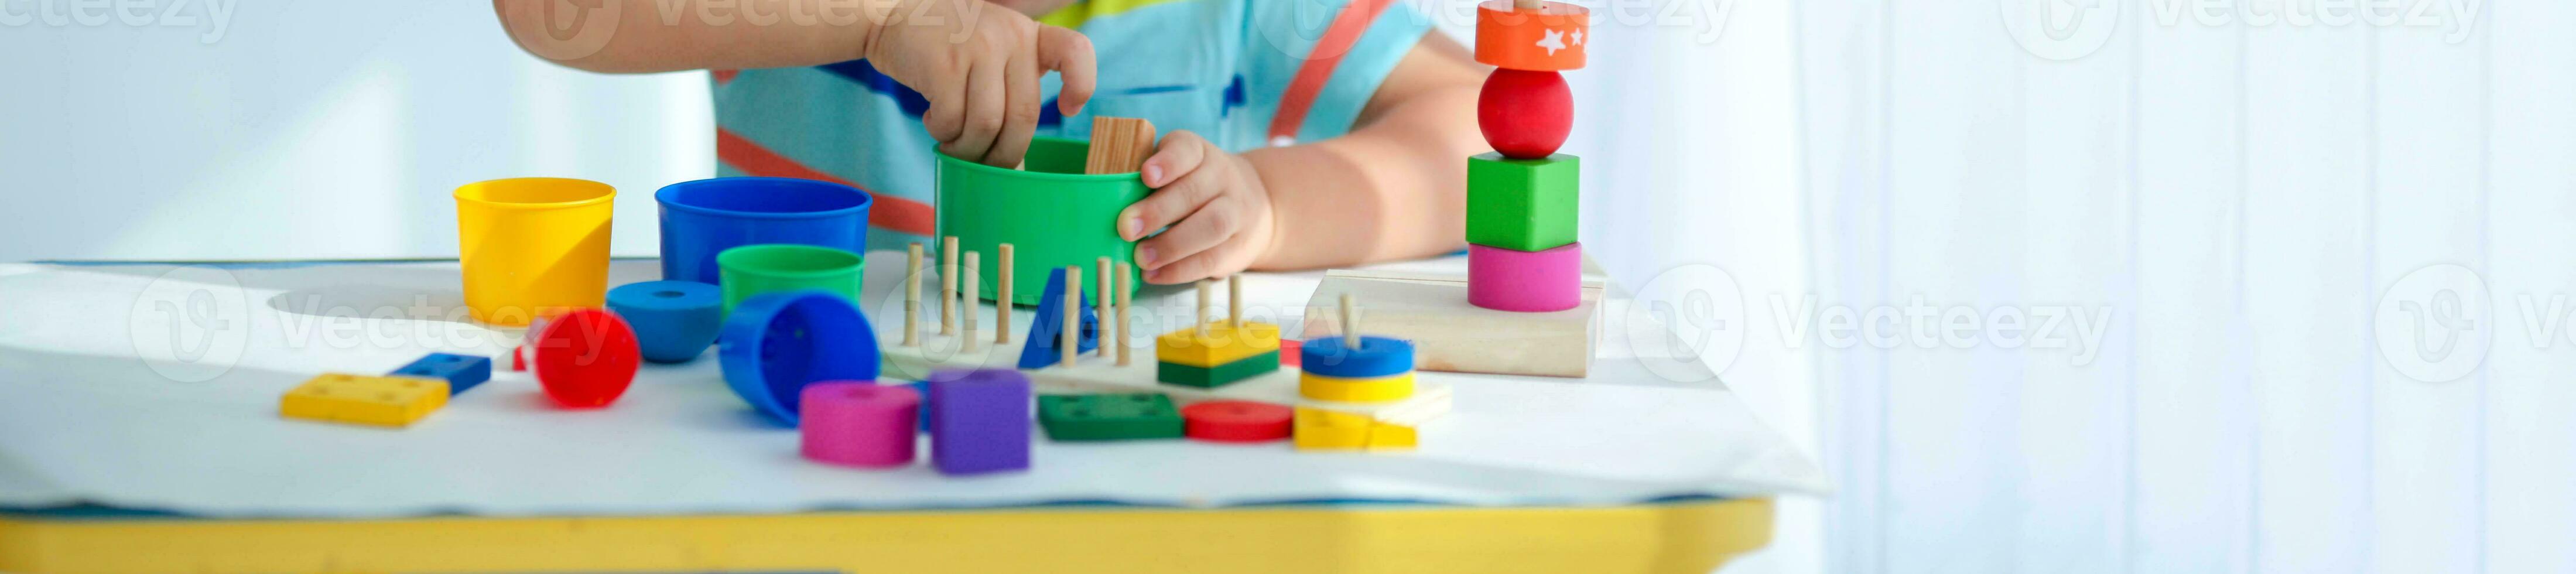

{"left": 1466, "top": 152, "right": 1580, "bottom": 252}
{"left": 1155, "top": 351, "right": 1280, "bottom": 389}
{"left": 1038, "top": 393, "right": 1184, "bottom": 441}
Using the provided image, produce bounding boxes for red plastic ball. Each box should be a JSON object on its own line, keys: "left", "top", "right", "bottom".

{"left": 533, "top": 308, "right": 641, "bottom": 409}
{"left": 1477, "top": 69, "right": 1573, "bottom": 159}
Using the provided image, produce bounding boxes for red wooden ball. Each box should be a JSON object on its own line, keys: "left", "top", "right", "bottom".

{"left": 1478, "top": 69, "right": 1573, "bottom": 159}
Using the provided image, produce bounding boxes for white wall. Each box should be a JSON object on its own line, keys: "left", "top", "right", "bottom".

{"left": 0, "top": 1, "right": 713, "bottom": 261}
{"left": 1799, "top": 1, "right": 2574, "bottom": 572}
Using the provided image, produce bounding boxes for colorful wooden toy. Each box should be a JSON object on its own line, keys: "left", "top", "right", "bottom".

{"left": 1479, "top": 70, "right": 1573, "bottom": 159}
{"left": 280, "top": 373, "right": 449, "bottom": 428}
{"left": 1085, "top": 116, "right": 1157, "bottom": 174}
{"left": 904, "top": 242, "right": 923, "bottom": 347}
{"left": 1302, "top": 269, "right": 1602, "bottom": 378}
{"left": 1154, "top": 276, "right": 1281, "bottom": 388}
{"left": 1473, "top": 0, "right": 1589, "bottom": 71}
{"left": 1296, "top": 335, "right": 1415, "bottom": 379}
{"left": 928, "top": 369, "right": 1033, "bottom": 475}
{"left": 1298, "top": 371, "right": 1417, "bottom": 404}
{"left": 1038, "top": 393, "right": 1184, "bottom": 441}
{"left": 799, "top": 381, "right": 918, "bottom": 468}
{"left": 530, "top": 308, "right": 642, "bottom": 409}
{"left": 605, "top": 280, "right": 724, "bottom": 363}
{"left": 387, "top": 353, "right": 491, "bottom": 396}
{"left": 1016, "top": 267, "right": 1099, "bottom": 370}
{"left": 1468, "top": 242, "right": 1582, "bottom": 312}
{"left": 1294, "top": 406, "right": 1419, "bottom": 452}
{"left": 941, "top": 235, "right": 960, "bottom": 336}
{"left": 1465, "top": 152, "right": 1580, "bottom": 252}
{"left": 1182, "top": 401, "right": 1294, "bottom": 443}
{"left": 995, "top": 243, "right": 1015, "bottom": 343}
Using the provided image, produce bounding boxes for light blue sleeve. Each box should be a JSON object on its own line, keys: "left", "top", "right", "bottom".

{"left": 1234, "top": 0, "right": 1436, "bottom": 148}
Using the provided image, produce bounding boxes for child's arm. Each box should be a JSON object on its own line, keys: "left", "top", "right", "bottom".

{"left": 1121, "top": 33, "right": 1487, "bottom": 283}
{"left": 491, "top": 0, "right": 1096, "bottom": 167}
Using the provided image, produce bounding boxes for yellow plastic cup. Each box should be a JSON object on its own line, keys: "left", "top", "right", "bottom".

{"left": 454, "top": 177, "right": 616, "bottom": 326}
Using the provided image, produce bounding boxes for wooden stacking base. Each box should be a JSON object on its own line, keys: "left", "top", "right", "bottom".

{"left": 877, "top": 327, "right": 1450, "bottom": 429}
{"left": 1301, "top": 269, "right": 1603, "bottom": 378}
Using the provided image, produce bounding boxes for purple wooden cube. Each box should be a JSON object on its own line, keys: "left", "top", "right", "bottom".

{"left": 926, "top": 369, "right": 1032, "bottom": 475}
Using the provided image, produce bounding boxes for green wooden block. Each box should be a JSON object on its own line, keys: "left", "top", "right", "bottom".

{"left": 1155, "top": 351, "right": 1280, "bottom": 389}
{"left": 1466, "top": 152, "right": 1580, "bottom": 252}
{"left": 1038, "top": 393, "right": 1183, "bottom": 441}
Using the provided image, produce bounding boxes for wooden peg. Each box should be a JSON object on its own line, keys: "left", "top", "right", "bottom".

{"left": 1195, "top": 281, "right": 1212, "bottom": 338}
{"left": 940, "top": 235, "right": 959, "bottom": 336}
{"left": 1085, "top": 117, "right": 1158, "bottom": 175}
{"left": 1096, "top": 257, "right": 1113, "bottom": 357}
{"left": 963, "top": 251, "right": 980, "bottom": 353}
{"left": 1227, "top": 275, "right": 1243, "bottom": 328}
{"left": 1340, "top": 293, "right": 1359, "bottom": 348}
{"left": 904, "top": 242, "right": 922, "bottom": 347}
{"left": 996, "top": 243, "right": 1014, "bottom": 344}
{"left": 1513, "top": 0, "right": 1542, "bottom": 8}
{"left": 1115, "top": 262, "right": 1133, "bottom": 366}
{"left": 1063, "top": 265, "right": 1080, "bottom": 367}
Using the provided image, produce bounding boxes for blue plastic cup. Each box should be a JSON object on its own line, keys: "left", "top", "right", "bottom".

{"left": 719, "top": 290, "right": 881, "bottom": 426}
{"left": 656, "top": 177, "right": 874, "bottom": 285}
{"left": 605, "top": 280, "right": 725, "bottom": 363}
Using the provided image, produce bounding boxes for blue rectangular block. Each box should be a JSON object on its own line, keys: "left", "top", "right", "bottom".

{"left": 926, "top": 369, "right": 1031, "bottom": 476}
{"left": 389, "top": 353, "right": 492, "bottom": 396}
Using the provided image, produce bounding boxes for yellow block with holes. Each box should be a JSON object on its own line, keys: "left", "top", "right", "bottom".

{"left": 1298, "top": 371, "right": 1416, "bottom": 403}
{"left": 279, "top": 373, "right": 448, "bottom": 428}
{"left": 1155, "top": 322, "right": 1281, "bottom": 368}
{"left": 1292, "top": 406, "right": 1371, "bottom": 450}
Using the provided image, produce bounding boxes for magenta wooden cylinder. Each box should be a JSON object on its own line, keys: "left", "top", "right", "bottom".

{"left": 1467, "top": 242, "right": 1582, "bottom": 312}
{"left": 798, "top": 381, "right": 919, "bottom": 468}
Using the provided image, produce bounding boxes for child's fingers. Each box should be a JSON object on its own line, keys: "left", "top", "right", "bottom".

{"left": 1140, "top": 131, "right": 1207, "bottom": 187}
{"left": 984, "top": 42, "right": 1044, "bottom": 169}
{"left": 1118, "top": 157, "right": 1224, "bottom": 242}
{"left": 1143, "top": 231, "right": 1257, "bottom": 285}
{"left": 921, "top": 69, "right": 970, "bottom": 146}
{"left": 1134, "top": 190, "right": 1241, "bottom": 272}
{"left": 945, "top": 57, "right": 1010, "bottom": 165}
{"left": 1036, "top": 25, "right": 1096, "bottom": 116}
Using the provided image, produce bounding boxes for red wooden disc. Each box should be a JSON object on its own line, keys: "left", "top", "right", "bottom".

{"left": 1182, "top": 401, "right": 1294, "bottom": 443}
{"left": 532, "top": 308, "right": 641, "bottom": 409}
{"left": 1478, "top": 69, "right": 1573, "bottom": 159}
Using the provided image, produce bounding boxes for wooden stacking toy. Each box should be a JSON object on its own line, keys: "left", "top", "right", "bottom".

{"left": 1293, "top": 295, "right": 1419, "bottom": 451}
{"left": 1467, "top": 0, "right": 1588, "bottom": 313}
{"left": 1155, "top": 276, "right": 1282, "bottom": 388}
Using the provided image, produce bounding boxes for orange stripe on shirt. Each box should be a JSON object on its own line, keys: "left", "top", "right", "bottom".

{"left": 715, "top": 128, "right": 936, "bottom": 237}
{"left": 1266, "top": 0, "right": 1401, "bottom": 144}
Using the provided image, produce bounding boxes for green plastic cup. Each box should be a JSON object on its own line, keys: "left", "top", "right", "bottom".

{"left": 938, "top": 137, "right": 1150, "bottom": 306}
{"left": 716, "top": 244, "right": 866, "bottom": 313}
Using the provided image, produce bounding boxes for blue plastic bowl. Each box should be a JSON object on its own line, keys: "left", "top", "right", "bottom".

{"left": 656, "top": 177, "right": 873, "bottom": 285}
{"left": 605, "top": 280, "right": 725, "bottom": 363}
{"left": 718, "top": 290, "right": 881, "bottom": 425}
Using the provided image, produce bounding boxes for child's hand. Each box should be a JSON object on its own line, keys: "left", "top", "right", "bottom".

{"left": 1120, "top": 131, "right": 1276, "bottom": 284}
{"left": 865, "top": 0, "right": 1096, "bottom": 168}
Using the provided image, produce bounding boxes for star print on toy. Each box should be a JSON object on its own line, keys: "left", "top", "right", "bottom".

{"left": 1535, "top": 29, "right": 1566, "bottom": 55}
{"left": 1572, "top": 29, "right": 1585, "bottom": 47}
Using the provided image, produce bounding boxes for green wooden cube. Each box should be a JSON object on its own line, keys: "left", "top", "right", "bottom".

{"left": 1155, "top": 350, "right": 1280, "bottom": 389}
{"left": 1466, "top": 152, "right": 1580, "bottom": 252}
{"left": 1037, "top": 393, "right": 1183, "bottom": 441}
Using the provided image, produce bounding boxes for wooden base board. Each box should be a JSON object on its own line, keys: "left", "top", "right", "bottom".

{"left": 878, "top": 332, "right": 1449, "bottom": 428}
{"left": 1301, "top": 269, "right": 1603, "bottom": 378}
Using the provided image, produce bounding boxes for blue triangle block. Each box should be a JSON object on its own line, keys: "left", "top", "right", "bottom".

{"left": 1018, "top": 267, "right": 1100, "bottom": 369}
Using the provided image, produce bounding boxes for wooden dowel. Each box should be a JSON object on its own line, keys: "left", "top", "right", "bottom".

{"left": 1096, "top": 257, "right": 1112, "bottom": 357}
{"left": 1063, "top": 265, "right": 1080, "bottom": 367}
{"left": 1227, "top": 275, "right": 1242, "bottom": 327}
{"left": 1513, "top": 0, "right": 1542, "bottom": 9}
{"left": 963, "top": 251, "right": 980, "bottom": 353}
{"left": 1340, "top": 293, "right": 1359, "bottom": 348}
{"left": 1195, "top": 281, "right": 1211, "bottom": 337}
{"left": 904, "top": 242, "right": 922, "bottom": 347}
{"left": 940, "top": 236, "right": 959, "bottom": 336}
{"left": 1116, "top": 262, "right": 1132, "bottom": 366}
{"left": 996, "top": 244, "right": 1014, "bottom": 344}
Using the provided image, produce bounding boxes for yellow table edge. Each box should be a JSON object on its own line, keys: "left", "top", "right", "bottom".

{"left": 0, "top": 498, "right": 1773, "bottom": 573}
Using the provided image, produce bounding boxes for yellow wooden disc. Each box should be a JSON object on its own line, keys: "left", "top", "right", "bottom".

{"left": 1298, "top": 371, "right": 1416, "bottom": 403}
